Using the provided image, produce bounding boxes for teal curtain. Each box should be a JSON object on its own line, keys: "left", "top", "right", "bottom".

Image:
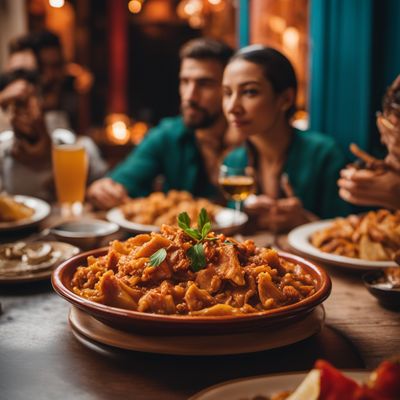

{"left": 237, "top": 0, "right": 250, "bottom": 48}
{"left": 309, "top": 0, "right": 400, "bottom": 155}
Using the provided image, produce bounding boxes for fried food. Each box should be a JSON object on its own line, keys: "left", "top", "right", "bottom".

{"left": 0, "top": 195, "right": 34, "bottom": 222}
{"left": 349, "top": 143, "right": 388, "bottom": 173}
{"left": 311, "top": 210, "right": 400, "bottom": 261}
{"left": 71, "top": 225, "right": 317, "bottom": 315}
{"left": 120, "top": 190, "right": 220, "bottom": 226}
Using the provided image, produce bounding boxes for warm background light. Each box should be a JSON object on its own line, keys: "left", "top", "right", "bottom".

{"left": 128, "top": 0, "right": 143, "bottom": 14}
{"left": 105, "top": 114, "right": 131, "bottom": 145}
{"left": 49, "top": 0, "right": 65, "bottom": 8}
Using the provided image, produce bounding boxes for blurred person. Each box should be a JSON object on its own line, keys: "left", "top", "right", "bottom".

{"left": 338, "top": 75, "right": 400, "bottom": 209}
{"left": 377, "top": 74, "right": 400, "bottom": 170}
{"left": 0, "top": 68, "right": 106, "bottom": 201}
{"left": 30, "top": 30, "right": 93, "bottom": 132}
{"left": 2, "top": 32, "right": 71, "bottom": 133}
{"left": 87, "top": 38, "right": 234, "bottom": 210}
{"left": 0, "top": 35, "right": 39, "bottom": 133}
{"left": 222, "top": 45, "right": 351, "bottom": 233}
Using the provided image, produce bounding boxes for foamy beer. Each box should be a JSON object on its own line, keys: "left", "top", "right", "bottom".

{"left": 52, "top": 143, "right": 88, "bottom": 215}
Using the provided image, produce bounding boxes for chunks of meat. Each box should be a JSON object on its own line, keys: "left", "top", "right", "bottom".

{"left": 72, "top": 220, "right": 317, "bottom": 315}
{"left": 216, "top": 245, "right": 246, "bottom": 286}
{"left": 257, "top": 272, "right": 286, "bottom": 309}
{"left": 137, "top": 288, "right": 176, "bottom": 314}
{"left": 184, "top": 283, "right": 216, "bottom": 311}
{"left": 97, "top": 271, "right": 143, "bottom": 310}
{"left": 195, "top": 266, "right": 222, "bottom": 293}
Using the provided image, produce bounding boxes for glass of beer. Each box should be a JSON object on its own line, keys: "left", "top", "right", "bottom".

{"left": 218, "top": 164, "right": 255, "bottom": 222}
{"left": 52, "top": 143, "right": 88, "bottom": 217}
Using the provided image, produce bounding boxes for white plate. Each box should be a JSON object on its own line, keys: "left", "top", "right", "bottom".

{"left": 106, "top": 207, "right": 248, "bottom": 235}
{"left": 288, "top": 220, "right": 397, "bottom": 270}
{"left": 0, "top": 195, "right": 51, "bottom": 231}
{"left": 68, "top": 305, "right": 324, "bottom": 356}
{"left": 190, "top": 371, "right": 369, "bottom": 400}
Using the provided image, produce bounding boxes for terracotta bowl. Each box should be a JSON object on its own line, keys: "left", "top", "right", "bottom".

{"left": 52, "top": 249, "right": 331, "bottom": 335}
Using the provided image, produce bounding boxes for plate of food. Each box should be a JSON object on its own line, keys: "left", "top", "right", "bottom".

{"left": 190, "top": 358, "right": 400, "bottom": 400}
{"left": 0, "top": 194, "right": 51, "bottom": 231}
{"left": 106, "top": 190, "right": 248, "bottom": 235}
{"left": 288, "top": 210, "right": 399, "bottom": 270}
{"left": 53, "top": 209, "right": 331, "bottom": 334}
{"left": 0, "top": 241, "right": 79, "bottom": 283}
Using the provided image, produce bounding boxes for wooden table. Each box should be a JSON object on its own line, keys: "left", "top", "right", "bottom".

{"left": 0, "top": 222, "right": 399, "bottom": 399}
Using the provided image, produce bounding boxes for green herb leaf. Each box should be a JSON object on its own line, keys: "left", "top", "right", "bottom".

{"left": 149, "top": 248, "right": 167, "bottom": 267}
{"left": 178, "top": 212, "right": 191, "bottom": 230}
{"left": 184, "top": 228, "right": 202, "bottom": 241}
{"left": 187, "top": 243, "right": 206, "bottom": 272}
{"left": 197, "top": 208, "right": 210, "bottom": 232}
{"left": 201, "top": 221, "right": 211, "bottom": 239}
{"left": 224, "top": 240, "right": 236, "bottom": 246}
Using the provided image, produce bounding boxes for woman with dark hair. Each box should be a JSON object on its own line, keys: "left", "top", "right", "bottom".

{"left": 222, "top": 45, "right": 351, "bottom": 232}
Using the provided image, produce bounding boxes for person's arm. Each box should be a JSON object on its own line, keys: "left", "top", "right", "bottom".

{"left": 87, "top": 125, "right": 167, "bottom": 210}
{"left": 109, "top": 126, "right": 165, "bottom": 197}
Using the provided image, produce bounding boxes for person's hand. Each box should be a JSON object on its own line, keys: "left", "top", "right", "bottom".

{"left": 0, "top": 79, "right": 51, "bottom": 164}
{"left": 87, "top": 178, "right": 129, "bottom": 210}
{"left": 338, "top": 166, "right": 400, "bottom": 209}
{"left": 245, "top": 176, "right": 314, "bottom": 233}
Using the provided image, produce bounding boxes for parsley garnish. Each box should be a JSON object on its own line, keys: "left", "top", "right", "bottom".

{"left": 177, "top": 208, "right": 215, "bottom": 271}
{"left": 187, "top": 243, "right": 206, "bottom": 272}
{"left": 149, "top": 248, "right": 167, "bottom": 267}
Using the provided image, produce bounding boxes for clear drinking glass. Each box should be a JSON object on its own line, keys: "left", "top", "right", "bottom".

{"left": 218, "top": 164, "right": 255, "bottom": 222}
{"left": 52, "top": 143, "right": 88, "bottom": 217}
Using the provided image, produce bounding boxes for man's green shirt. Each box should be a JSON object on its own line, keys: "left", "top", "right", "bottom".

{"left": 110, "top": 116, "right": 216, "bottom": 198}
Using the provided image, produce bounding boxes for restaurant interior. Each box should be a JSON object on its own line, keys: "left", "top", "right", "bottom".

{"left": 0, "top": 1, "right": 400, "bottom": 399}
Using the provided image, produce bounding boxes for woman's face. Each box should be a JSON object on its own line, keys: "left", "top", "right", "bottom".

{"left": 222, "top": 59, "right": 289, "bottom": 139}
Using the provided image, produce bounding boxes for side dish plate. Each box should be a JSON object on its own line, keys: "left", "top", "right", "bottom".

{"left": 288, "top": 220, "right": 397, "bottom": 270}
{"left": 0, "top": 195, "right": 51, "bottom": 231}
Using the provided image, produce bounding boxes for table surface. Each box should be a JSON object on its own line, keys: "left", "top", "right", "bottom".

{"left": 1, "top": 220, "right": 399, "bottom": 400}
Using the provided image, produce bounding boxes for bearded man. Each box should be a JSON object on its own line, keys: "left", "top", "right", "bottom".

{"left": 88, "top": 38, "right": 234, "bottom": 210}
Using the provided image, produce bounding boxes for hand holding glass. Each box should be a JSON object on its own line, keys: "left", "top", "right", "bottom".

{"left": 52, "top": 143, "right": 88, "bottom": 217}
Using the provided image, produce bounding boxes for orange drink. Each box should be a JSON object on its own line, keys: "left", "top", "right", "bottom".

{"left": 52, "top": 144, "right": 88, "bottom": 207}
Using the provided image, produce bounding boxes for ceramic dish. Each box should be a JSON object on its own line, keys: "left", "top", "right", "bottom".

{"left": 52, "top": 249, "right": 331, "bottom": 335}
{"left": 189, "top": 371, "right": 369, "bottom": 400}
{"left": 288, "top": 220, "right": 397, "bottom": 270}
{"left": 68, "top": 305, "right": 324, "bottom": 356}
{"left": 106, "top": 207, "right": 248, "bottom": 236}
{"left": 50, "top": 219, "right": 119, "bottom": 249}
{"left": 0, "top": 241, "right": 79, "bottom": 284}
{"left": 362, "top": 270, "right": 400, "bottom": 309}
{"left": 0, "top": 195, "right": 51, "bottom": 231}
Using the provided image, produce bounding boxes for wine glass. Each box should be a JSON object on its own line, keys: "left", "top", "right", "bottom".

{"left": 218, "top": 164, "right": 255, "bottom": 223}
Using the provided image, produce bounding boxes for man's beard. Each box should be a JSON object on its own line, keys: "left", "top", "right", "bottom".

{"left": 181, "top": 102, "right": 220, "bottom": 129}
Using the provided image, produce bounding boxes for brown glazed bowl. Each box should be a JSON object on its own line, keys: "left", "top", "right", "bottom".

{"left": 52, "top": 249, "right": 331, "bottom": 335}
